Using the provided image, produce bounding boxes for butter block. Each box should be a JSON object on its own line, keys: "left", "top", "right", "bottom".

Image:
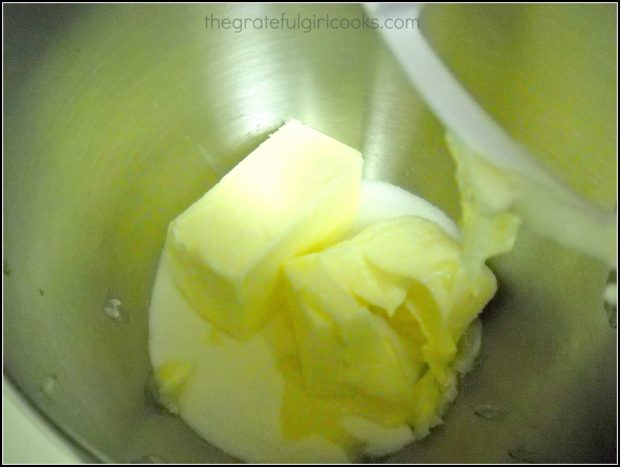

{"left": 285, "top": 253, "right": 421, "bottom": 403}
{"left": 283, "top": 216, "right": 497, "bottom": 417}
{"left": 166, "top": 120, "right": 362, "bottom": 338}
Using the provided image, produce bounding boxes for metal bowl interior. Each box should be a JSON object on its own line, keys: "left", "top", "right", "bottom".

{"left": 4, "top": 4, "right": 616, "bottom": 463}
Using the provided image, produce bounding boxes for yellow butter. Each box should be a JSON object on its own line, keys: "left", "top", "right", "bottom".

{"left": 166, "top": 120, "right": 362, "bottom": 338}
{"left": 283, "top": 216, "right": 498, "bottom": 436}
{"left": 150, "top": 123, "right": 525, "bottom": 461}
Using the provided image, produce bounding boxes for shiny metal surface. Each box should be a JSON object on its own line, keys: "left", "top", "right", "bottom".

{"left": 4, "top": 4, "right": 616, "bottom": 463}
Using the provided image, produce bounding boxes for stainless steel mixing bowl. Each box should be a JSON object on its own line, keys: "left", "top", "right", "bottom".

{"left": 4, "top": 3, "right": 617, "bottom": 463}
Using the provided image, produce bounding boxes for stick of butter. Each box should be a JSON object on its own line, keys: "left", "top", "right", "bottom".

{"left": 165, "top": 120, "right": 363, "bottom": 338}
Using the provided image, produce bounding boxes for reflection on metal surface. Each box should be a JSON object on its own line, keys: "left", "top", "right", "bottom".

{"left": 604, "top": 270, "right": 617, "bottom": 329}
{"left": 508, "top": 445, "right": 538, "bottom": 463}
{"left": 358, "top": 452, "right": 391, "bottom": 464}
{"left": 3, "top": 3, "right": 616, "bottom": 463}
{"left": 40, "top": 375, "right": 58, "bottom": 399}
{"left": 473, "top": 403, "right": 507, "bottom": 421}
{"left": 104, "top": 297, "right": 124, "bottom": 323}
{"left": 130, "top": 454, "right": 165, "bottom": 463}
